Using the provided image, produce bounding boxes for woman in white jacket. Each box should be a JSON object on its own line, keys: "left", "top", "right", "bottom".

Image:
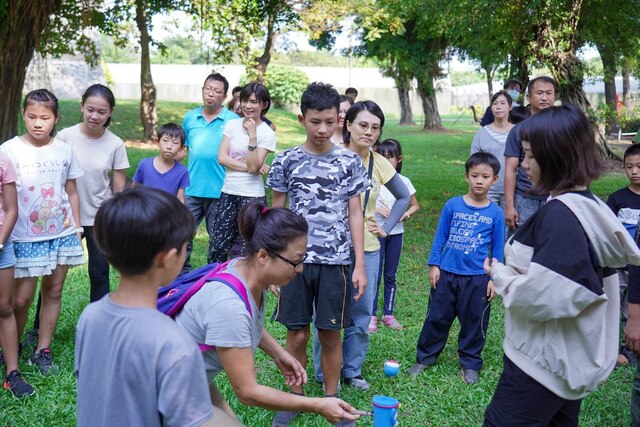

{"left": 483, "top": 103, "right": 640, "bottom": 426}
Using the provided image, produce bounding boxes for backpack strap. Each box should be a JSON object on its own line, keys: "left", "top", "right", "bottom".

{"left": 362, "top": 152, "right": 375, "bottom": 217}
{"left": 198, "top": 270, "right": 253, "bottom": 352}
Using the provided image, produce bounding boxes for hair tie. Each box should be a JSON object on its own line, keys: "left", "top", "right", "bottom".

{"left": 260, "top": 207, "right": 269, "bottom": 216}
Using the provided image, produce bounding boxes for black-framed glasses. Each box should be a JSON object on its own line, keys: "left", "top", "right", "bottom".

{"left": 268, "top": 250, "right": 308, "bottom": 269}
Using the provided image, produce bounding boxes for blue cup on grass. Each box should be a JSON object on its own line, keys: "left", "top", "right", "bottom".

{"left": 372, "top": 395, "right": 399, "bottom": 427}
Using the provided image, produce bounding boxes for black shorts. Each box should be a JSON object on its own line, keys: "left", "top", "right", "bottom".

{"left": 272, "top": 263, "right": 352, "bottom": 330}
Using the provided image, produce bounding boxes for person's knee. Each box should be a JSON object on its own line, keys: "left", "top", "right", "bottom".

{"left": 13, "top": 293, "right": 34, "bottom": 313}
{"left": 41, "top": 282, "right": 63, "bottom": 302}
{"left": 287, "top": 328, "right": 310, "bottom": 350}
{"left": 317, "top": 329, "right": 341, "bottom": 350}
{"left": 0, "top": 299, "right": 13, "bottom": 318}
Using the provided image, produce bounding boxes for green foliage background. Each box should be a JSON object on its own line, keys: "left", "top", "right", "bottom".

{"left": 1, "top": 100, "right": 632, "bottom": 426}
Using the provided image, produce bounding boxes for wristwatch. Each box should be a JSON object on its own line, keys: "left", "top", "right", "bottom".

{"left": 248, "top": 145, "right": 258, "bottom": 151}
{"left": 0, "top": 243, "right": 5, "bottom": 253}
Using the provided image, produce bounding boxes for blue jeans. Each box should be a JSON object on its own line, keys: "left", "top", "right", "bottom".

{"left": 373, "top": 234, "right": 403, "bottom": 317}
{"left": 182, "top": 196, "right": 218, "bottom": 275}
{"left": 313, "top": 250, "right": 379, "bottom": 381}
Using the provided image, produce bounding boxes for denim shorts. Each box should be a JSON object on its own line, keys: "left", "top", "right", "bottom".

{"left": 0, "top": 240, "right": 17, "bottom": 269}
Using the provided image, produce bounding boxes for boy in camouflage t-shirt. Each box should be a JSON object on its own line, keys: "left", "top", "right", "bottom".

{"left": 267, "top": 82, "right": 369, "bottom": 425}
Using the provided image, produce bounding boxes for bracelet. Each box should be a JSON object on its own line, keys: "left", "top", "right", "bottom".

{"left": 76, "top": 227, "right": 84, "bottom": 234}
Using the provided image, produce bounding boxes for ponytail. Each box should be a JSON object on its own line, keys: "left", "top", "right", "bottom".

{"left": 238, "top": 200, "right": 308, "bottom": 256}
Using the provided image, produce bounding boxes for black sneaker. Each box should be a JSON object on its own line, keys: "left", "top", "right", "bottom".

{"left": 4, "top": 370, "right": 35, "bottom": 398}
{"left": 460, "top": 368, "right": 479, "bottom": 384}
{"left": 20, "top": 328, "right": 38, "bottom": 355}
{"left": 28, "top": 348, "right": 57, "bottom": 375}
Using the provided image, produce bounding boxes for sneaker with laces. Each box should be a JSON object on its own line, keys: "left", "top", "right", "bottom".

{"left": 28, "top": 348, "right": 57, "bottom": 375}
{"left": 407, "top": 362, "right": 429, "bottom": 377}
{"left": 20, "top": 328, "right": 38, "bottom": 352}
{"left": 343, "top": 375, "right": 371, "bottom": 390}
{"left": 460, "top": 368, "right": 479, "bottom": 384}
{"left": 4, "top": 370, "right": 35, "bottom": 398}
{"left": 368, "top": 316, "right": 378, "bottom": 333}
{"left": 381, "top": 315, "right": 403, "bottom": 331}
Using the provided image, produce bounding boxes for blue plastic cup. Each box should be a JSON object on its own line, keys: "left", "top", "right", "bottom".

{"left": 372, "top": 395, "right": 399, "bottom": 427}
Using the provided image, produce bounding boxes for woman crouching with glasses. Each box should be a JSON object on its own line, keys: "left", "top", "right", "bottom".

{"left": 174, "top": 200, "right": 360, "bottom": 426}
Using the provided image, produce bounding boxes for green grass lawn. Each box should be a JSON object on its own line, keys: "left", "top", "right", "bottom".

{"left": 1, "top": 101, "right": 633, "bottom": 426}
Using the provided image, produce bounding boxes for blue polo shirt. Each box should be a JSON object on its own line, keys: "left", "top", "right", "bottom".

{"left": 182, "top": 106, "right": 239, "bottom": 198}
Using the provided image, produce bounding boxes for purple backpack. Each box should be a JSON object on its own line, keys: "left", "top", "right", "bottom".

{"left": 157, "top": 260, "right": 252, "bottom": 351}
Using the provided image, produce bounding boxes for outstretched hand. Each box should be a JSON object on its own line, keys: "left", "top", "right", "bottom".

{"left": 317, "top": 398, "right": 360, "bottom": 424}
{"left": 273, "top": 350, "right": 307, "bottom": 387}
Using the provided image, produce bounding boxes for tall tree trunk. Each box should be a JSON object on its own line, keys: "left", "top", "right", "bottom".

{"left": 416, "top": 77, "right": 443, "bottom": 130}
{"left": 254, "top": 10, "right": 277, "bottom": 83}
{"left": 623, "top": 58, "right": 632, "bottom": 110}
{"left": 597, "top": 43, "right": 617, "bottom": 134}
{"left": 136, "top": 0, "right": 157, "bottom": 142}
{"left": 534, "top": 0, "right": 589, "bottom": 110}
{"left": 508, "top": 56, "right": 529, "bottom": 92}
{"left": 0, "top": 0, "right": 61, "bottom": 142}
{"left": 392, "top": 71, "right": 414, "bottom": 125}
{"left": 483, "top": 61, "right": 496, "bottom": 98}
{"left": 397, "top": 86, "right": 414, "bottom": 125}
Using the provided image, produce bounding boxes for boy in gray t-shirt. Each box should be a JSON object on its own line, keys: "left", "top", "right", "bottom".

{"left": 75, "top": 187, "right": 241, "bottom": 427}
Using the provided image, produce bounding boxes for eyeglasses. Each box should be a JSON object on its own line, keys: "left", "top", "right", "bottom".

{"left": 355, "top": 122, "right": 381, "bottom": 133}
{"left": 202, "top": 86, "right": 225, "bottom": 96}
{"left": 268, "top": 250, "right": 308, "bottom": 269}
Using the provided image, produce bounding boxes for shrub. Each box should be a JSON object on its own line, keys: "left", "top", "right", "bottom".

{"left": 240, "top": 65, "right": 309, "bottom": 109}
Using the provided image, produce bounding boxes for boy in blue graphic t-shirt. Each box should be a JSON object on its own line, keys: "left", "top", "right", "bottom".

{"left": 408, "top": 152, "right": 505, "bottom": 385}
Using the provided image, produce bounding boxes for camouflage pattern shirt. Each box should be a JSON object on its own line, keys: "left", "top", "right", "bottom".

{"left": 267, "top": 144, "right": 370, "bottom": 265}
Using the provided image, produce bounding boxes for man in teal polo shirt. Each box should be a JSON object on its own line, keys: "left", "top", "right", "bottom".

{"left": 182, "top": 72, "right": 239, "bottom": 273}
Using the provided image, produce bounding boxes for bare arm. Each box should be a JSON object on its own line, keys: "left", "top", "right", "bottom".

{"left": 401, "top": 194, "right": 420, "bottom": 221}
{"left": 504, "top": 156, "right": 519, "bottom": 228}
{"left": 217, "top": 347, "right": 358, "bottom": 423}
{"left": 112, "top": 169, "right": 127, "bottom": 193}
{"left": 0, "top": 182, "right": 17, "bottom": 245}
{"left": 246, "top": 148, "right": 270, "bottom": 174}
{"left": 271, "top": 190, "right": 286, "bottom": 208}
{"left": 348, "top": 196, "right": 367, "bottom": 300}
{"left": 218, "top": 136, "right": 249, "bottom": 172}
{"left": 65, "top": 179, "right": 82, "bottom": 232}
{"left": 176, "top": 188, "right": 185, "bottom": 204}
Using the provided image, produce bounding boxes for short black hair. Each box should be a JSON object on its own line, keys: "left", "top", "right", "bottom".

{"left": 624, "top": 143, "right": 640, "bottom": 161}
{"left": 375, "top": 138, "right": 403, "bottom": 173}
{"left": 491, "top": 91, "right": 512, "bottom": 105}
{"left": 343, "top": 100, "right": 385, "bottom": 144}
{"left": 340, "top": 94, "right": 354, "bottom": 105}
{"left": 232, "top": 86, "right": 242, "bottom": 96}
{"left": 157, "top": 122, "right": 186, "bottom": 147}
{"left": 94, "top": 187, "right": 195, "bottom": 276}
{"left": 81, "top": 84, "right": 116, "bottom": 127}
{"left": 203, "top": 72, "right": 230, "bottom": 94}
{"left": 527, "top": 76, "right": 558, "bottom": 95}
{"left": 345, "top": 87, "right": 358, "bottom": 96}
{"left": 503, "top": 79, "right": 522, "bottom": 90}
{"left": 509, "top": 105, "right": 530, "bottom": 124}
{"left": 465, "top": 152, "right": 500, "bottom": 176}
{"left": 238, "top": 200, "right": 308, "bottom": 256}
{"left": 519, "top": 103, "right": 603, "bottom": 193}
{"left": 300, "top": 82, "right": 340, "bottom": 116}
{"left": 240, "top": 82, "right": 271, "bottom": 115}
